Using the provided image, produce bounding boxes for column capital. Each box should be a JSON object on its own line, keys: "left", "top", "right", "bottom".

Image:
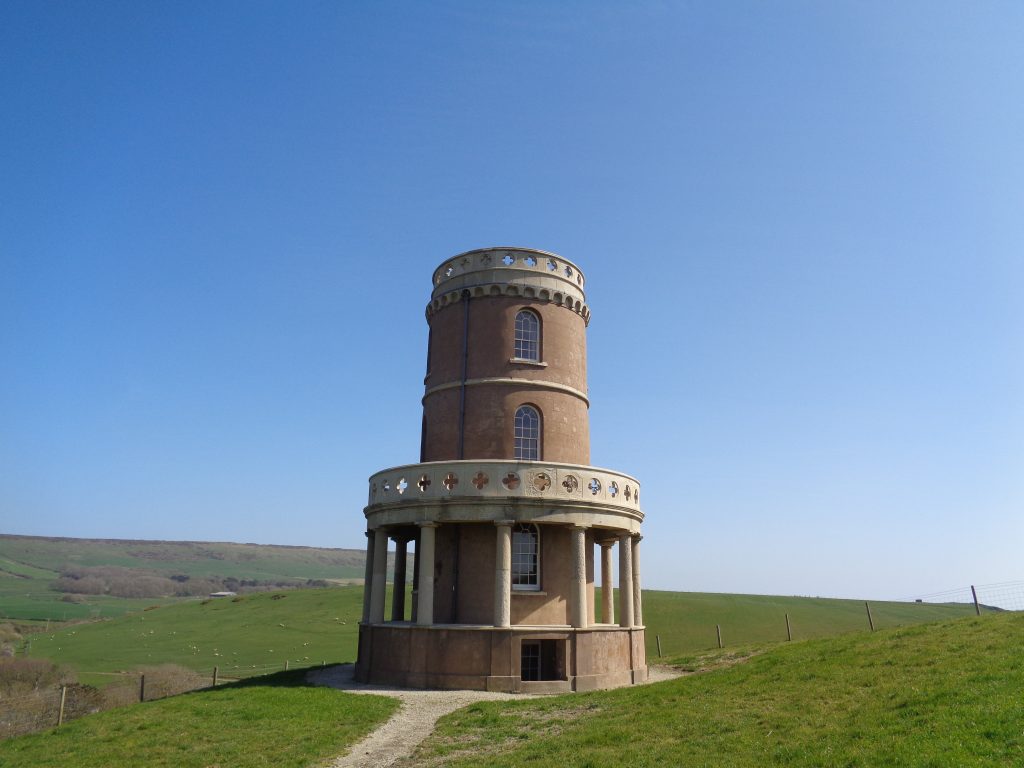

{"left": 417, "top": 521, "right": 439, "bottom": 529}
{"left": 570, "top": 523, "right": 589, "bottom": 531}
{"left": 494, "top": 519, "right": 515, "bottom": 527}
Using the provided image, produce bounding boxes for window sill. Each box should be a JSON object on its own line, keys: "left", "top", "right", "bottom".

{"left": 509, "top": 358, "right": 547, "bottom": 368}
{"left": 512, "top": 590, "right": 547, "bottom": 596}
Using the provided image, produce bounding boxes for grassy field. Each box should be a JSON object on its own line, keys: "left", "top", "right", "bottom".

{"left": 25, "top": 587, "right": 365, "bottom": 685}
{"left": 23, "top": 584, "right": 977, "bottom": 688}
{"left": 0, "top": 534, "right": 372, "bottom": 623}
{"left": 0, "top": 668, "right": 398, "bottom": 768}
{"left": 413, "top": 612, "right": 1024, "bottom": 767}
{"left": 638, "top": 589, "right": 981, "bottom": 658}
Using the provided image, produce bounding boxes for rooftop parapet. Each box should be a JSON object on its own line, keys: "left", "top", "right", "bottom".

{"left": 427, "top": 247, "right": 590, "bottom": 325}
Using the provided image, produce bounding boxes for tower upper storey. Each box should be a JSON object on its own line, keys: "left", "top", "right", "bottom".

{"left": 421, "top": 247, "right": 591, "bottom": 465}
{"left": 427, "top": 247, "right": 590, "bottom": 325}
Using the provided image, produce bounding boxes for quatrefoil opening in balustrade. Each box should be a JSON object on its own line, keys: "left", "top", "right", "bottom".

{"left": 502, "top": 253, "right": 515, "bottom": 265}
{"left": 562, "top": 475, "right": 579, "bottom": 493}
{"left": 532, "top": 472, "right": 551, "bottom": 492}
{"left": 417, "top": 474, "right": 431, "bottom": 492}
{"left": 624, "top": 485, "right": 631, "bottom": 501}
{"left": 397, "top": 478, "right": 408, "bottom": 495}
{"left": 371, "top": 482, "right": 377, "bottom": 495}
{"left": 443, "top": 473, "right": 458, "bottom": 491}
{"left": 472, "top": 472, "right": 489, "bottom": 490}
{"left": 588, "top": 478, "right": 601, "bottom": 495}
{"left": 502, "top": 472, "right": 520, "bottom": 490}
{"left": 382, "top": 479, "right": 391, "bottom": 493}
{"left": 609, "top": 481, "right": 619, "bottom": 498}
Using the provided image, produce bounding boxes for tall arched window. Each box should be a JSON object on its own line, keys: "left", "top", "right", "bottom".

{"left": 514, "top": 310, "right": 540, "bottom": 361}
{"left": 512, "top": 523, "right": 540, "bottom": 590}
{"left": 514, "top": 405, "right": 541, "bottom": 460}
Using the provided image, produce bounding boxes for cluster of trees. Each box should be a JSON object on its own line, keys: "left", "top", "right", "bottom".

{"left": 50, "top": 566, "right": 331, "bottom": 599}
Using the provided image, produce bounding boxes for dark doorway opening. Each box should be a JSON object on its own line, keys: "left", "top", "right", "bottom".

{"left": 520, "top": 640, "right": 564, "bottom": 681}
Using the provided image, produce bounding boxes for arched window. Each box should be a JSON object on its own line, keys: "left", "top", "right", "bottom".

{"left": 514, "top": 310, "right": 541, "bottom": 361}
{"left": 514, "top": 405, "right": 541, "bottom": 460}
{"left": 512, "top": 523, "right": 540, "bottom": 590}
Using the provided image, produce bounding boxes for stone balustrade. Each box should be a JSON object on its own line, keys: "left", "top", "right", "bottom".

{"left": 432, "top": 247, "right": 585, "bottom": 291}
{"left": 365, "top": 460, "right": 643, "bottom": 533}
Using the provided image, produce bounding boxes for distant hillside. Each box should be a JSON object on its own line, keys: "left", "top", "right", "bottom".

{"left": 0, "top": 534, "right": 377, "bottom": 622}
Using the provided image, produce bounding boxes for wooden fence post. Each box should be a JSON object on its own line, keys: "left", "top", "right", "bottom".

{"left": 139, "top": 674, "right": 146, "bottom": 703}
{"left": 212, "top": 666, "right": 219, "bottom": 687}
{"left": 656, "top": 634, "right": 663, "bottom": 658}
{"left": 785, "top": 613, "right": 792, "bottom": 641}
{"left": 971, "top": 585, "right": 981, "bottom": 616}
{"left": 57, "top": 685, "right": 67, "bottom": 726}
{"left": 716, "top": 624, "right": 723, "bottom": 649}
{"left": 865, "top": 602, "right": 875, "bottom": 631}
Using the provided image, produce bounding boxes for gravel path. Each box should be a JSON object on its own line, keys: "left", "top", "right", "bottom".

{"left": 308, "top": 664, "right": 682, "bottom": 768}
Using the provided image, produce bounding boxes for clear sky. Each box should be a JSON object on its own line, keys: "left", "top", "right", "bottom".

{"left": 2, "top": 1, "right": 1022, "bottom": 601}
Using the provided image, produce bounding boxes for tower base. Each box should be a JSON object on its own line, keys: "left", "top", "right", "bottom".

{"left": 355, "top": 623, "right": 647, "bottom": 693}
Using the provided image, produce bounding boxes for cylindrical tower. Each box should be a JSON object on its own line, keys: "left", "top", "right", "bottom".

{"left": 421, "top": 247, "right": 590, "bottom": 464}
{"left": 356, "top": 247, "right": 646, "bottom": 693}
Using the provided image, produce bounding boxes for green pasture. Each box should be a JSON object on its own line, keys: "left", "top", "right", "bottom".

{"left": 0, "top": 535, "right": 366, "bottom": 584}
{"left": 416, "top": 612, "right": 1024, "bottom": 767}
{"left": 24, "top": 584, "right": 978, "bottom": 686}
{"left": 637, "top": 588, "right": 980, "bottom": 657}
{"left": 0, "top": 575, "right": 182, "bottom": 623}
{"left": 0, "top": 668, "right": 398, "bottom": 768}
{"left": 26, "top": 587, "right": 365, "bottom": 683}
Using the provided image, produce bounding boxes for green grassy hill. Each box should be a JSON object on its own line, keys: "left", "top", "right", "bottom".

{"left": 25, "top": 587, "right": 365, "bottom": 685}
{"left": 0, "top": 534, "right": 370, "bottom": 622}
{"left": 640, "top": 589, "right": 980, "bottom": 657}
{"left": 0, "top": 669, "right": 398, "bottom": 768}
{"left": 415, "top": 612, "right": 1024, "bottom": 767}
{"left": 24, "top": 585, "right": 975, "bottom": 687}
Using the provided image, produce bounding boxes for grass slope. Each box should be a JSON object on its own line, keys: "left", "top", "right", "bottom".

{"left": 0, "top": 534, "right": 371, "bottom": 622}
{"left": 640, "top": 589, "right": 980, "bottom": 657}
{"left": 27, "top": 588, "right": 364, "bottom": 685}
{"left": 415, "top": 613, "right": 1024, "bottom": 767}
{"left": 27, "top": 586, "right": 974, "bottom": 687}
{"left": 0, "top": 669, "right": 398, "bottom": 768}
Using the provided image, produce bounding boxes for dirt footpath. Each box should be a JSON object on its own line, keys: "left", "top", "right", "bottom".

{"left": 308, "top": 664, "right": 682, "bottom": 768}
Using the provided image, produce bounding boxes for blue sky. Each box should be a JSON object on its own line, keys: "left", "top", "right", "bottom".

{"left": 2, "top": 1, "right": 1021, "bottom": 600}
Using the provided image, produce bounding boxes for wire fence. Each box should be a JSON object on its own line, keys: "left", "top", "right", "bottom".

{"left": 0, "top": 658, "right": 332, "bottom": 741}
{"left": 900, "top": 580, "right": 1024, "bottom": 613}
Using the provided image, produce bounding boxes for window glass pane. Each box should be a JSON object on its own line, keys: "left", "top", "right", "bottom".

{"left": 514, "top": 406, "right": 540, "bottom": 460}
{"left": 514, "top": 310, "right": 540, "bottom": 361}
{"left": 512, "top": 523, "right": 539, "bottom": 589}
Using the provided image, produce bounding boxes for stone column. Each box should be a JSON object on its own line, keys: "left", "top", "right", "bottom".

{"left": 410, "top": 530, "right": 420, "bottom": 623}
{"left": 631, "top": 535, "right": 643, "bottom": 627}
{"left": 391, "top": 535, "right": 408, "bottom": 622}
{"left": 361, "top": 530, "right": 375, "bottom": 624}
{"left": 600, "top": 541, "right": 614, "bottom": 625}
{"left": 493, "top": 521, "right": 513, "bottom": 628}
{"left": 570, "top": 525, "right": 589, "bottom": 629}
{"left": 618, "top": 533, "right": 634, "bottom": 628}
{"left": 368, "top": 527, "right": 389, "bottom": 624}
{"left": 416, "top": 523, "right": 437, "bottom": 626}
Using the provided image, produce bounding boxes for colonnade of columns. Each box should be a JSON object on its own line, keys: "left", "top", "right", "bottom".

{"left": 361, "top": 523, "right": 643, "bottom": 629}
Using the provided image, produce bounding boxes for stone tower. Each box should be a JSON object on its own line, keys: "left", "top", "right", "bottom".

{"left": 356, "top": 247, "right": 646, "bottom": 692}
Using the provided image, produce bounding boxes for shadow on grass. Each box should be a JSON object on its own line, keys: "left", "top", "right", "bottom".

{"left": 215, "top": 663, "right": 347, "bottom": 690}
